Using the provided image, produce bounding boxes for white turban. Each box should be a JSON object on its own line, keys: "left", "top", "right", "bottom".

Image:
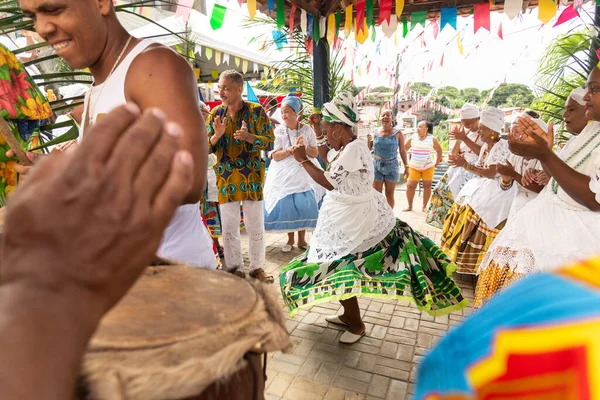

{"left": 59, "top": 84, "right": 89, "bottom": 104}
{"left": 511, "top": 113, "right": 548, "bottom": 133}
{"left": 568, "top": 87, "right": 586, "bottom": 106}
{"left": 459, "top": 103, "right": 480, "bottom": 120}
{"left": 480, "top": 107, "right": 506, "bottom": 133}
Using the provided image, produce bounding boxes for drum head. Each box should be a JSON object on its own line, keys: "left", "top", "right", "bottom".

{"left": 91, "top": 266, "right": 258, "bottom": 349}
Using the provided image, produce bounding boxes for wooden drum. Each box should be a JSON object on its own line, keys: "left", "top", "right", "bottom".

{"left": 79, "top": 265, "right": 291, "bottom": 400}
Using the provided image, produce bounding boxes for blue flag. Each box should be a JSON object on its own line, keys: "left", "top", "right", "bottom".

{"left": 268, "top": 0, "right": 274, "bottom": 12}
{"left": 246, "top": 82, "right": 259, "bottom": 103}
{"left": 272, "top": 30, "right": 288, "bottom": 50}
{"left": 441, "top": 7, "right": 457, "bottom": 31}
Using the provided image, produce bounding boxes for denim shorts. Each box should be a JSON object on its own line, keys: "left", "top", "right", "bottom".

{"left": 373, "top": 159, "right": 400, "bottom": 182}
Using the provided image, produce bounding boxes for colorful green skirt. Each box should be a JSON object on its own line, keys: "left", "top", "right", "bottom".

{"left": 280, "top": 218, "right": 468, "bottom": 317}
{"left": 426, "top": 173, "right": 454, "bottom": 229}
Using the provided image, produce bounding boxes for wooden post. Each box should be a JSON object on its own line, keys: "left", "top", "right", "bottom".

{"left": 312, "top": 38, "right": 330, "bottom": 110}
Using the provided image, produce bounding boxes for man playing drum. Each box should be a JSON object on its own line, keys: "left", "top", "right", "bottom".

{"left": 14, "top": 0, "right": 216, "bottom": 268}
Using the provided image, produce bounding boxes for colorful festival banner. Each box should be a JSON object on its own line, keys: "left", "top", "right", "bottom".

{"left": 474, "top": 2, "right": 491, "bottom": 32}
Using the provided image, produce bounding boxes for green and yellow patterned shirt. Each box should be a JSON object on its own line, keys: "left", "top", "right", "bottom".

{"left": 206, "top": 101, "right": 274, "bottom": 204}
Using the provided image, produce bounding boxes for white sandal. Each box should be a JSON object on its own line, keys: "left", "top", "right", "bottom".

{"left": 339, "top": 330, "right": 365, "bottom": 344}
{"left": 281, "top": 244, "right": 293, "bottom": 253}
{"left": 325, "top": 315, "right": 350, "bottom": 327}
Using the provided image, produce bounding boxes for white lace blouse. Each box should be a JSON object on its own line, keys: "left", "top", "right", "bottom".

{"left": 307, "top": 140, "right": 396, "bottom": 263}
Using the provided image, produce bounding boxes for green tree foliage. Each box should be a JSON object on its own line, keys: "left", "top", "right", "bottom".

{"left": 410, "top": 82, "right": 433, "bottom": 96}
{"left": 486, "top": 84, "right": 535, "bottom": 108}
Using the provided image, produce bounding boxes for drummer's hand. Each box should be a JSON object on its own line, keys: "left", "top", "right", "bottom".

{"left": 291, "top": 144, "right": 308, "bottom": 162}
{"left": 5, "top": 150, "right": 42, "bottom": 182}
{"left": 1, "top": 104, "right": 194, "bottom": 318}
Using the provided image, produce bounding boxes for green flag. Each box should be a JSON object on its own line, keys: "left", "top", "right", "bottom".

{"left": 402, "top": 17, "right": 408, "bottom": 37}
{"left": 410, "top": 10, "right": 427, "bottom": 30}
{"left": 366, "top": 0, "right": 374, "bottom": 27}
{"left": 335, "top": 11, "right": 341, "bottom": 39}
{"left": 276, "top": 0, "right": 285, "bottom": 29}
{"left": 371, "top": 25, "right": 376, "bottom": 41}
{"left": 210, "top": 4, "right": 227, "bottom": 30}
{"left": 313, "top": 15, "right": 320, "bottom": 43}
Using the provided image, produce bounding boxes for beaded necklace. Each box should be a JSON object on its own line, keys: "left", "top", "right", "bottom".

{"left": 551, "top": 130, "right": 600, "bottom": 194}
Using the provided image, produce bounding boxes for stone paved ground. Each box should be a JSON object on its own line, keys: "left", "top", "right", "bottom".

{"left": 240, "top": 188, "right": 476, "bottom": 400}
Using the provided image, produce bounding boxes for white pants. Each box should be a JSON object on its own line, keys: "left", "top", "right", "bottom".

{"left": 220, "top": 200, "right": 265, "bottom": 272}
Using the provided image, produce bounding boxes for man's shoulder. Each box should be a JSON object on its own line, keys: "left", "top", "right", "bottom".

{"left": 246, "top": 101, "right": 266, "bottom": 113}
{"left": 127, "top": 44, "right": 193, "bottom": 81}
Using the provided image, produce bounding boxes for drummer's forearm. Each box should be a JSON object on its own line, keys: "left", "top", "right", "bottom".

{"left": 0, "top": 281, "right": 100, "bottom": 399}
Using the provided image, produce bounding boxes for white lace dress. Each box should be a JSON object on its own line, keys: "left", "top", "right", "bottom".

{"left": 307, "top": 140, "right": 396, "bottom": 263}
{"left": 475, "top": 121, "right": 600, "bottom": 306}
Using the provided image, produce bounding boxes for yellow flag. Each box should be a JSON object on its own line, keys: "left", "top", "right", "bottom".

{"left": 242, "top": 59, "right": 248, "bottom": 74}
{"left": 344, "top": 5, "right": 353, "bottom": 38}
{"left": 396, "top": 0, "right": 404, "bottom": 17}
{"left": 537, "top": 0, "right": 556, "bottom": 24}
{"left": 456, "top": 33, "right": 464, "bottom": 55}
{"left": 215, "top": 51, "right": 222, "bottom": 65}
{"left": 327, "top": 13, "right": 336, "bottom": 46}
{"left": 247, "top": 0, "right": 256, "bottom": 20}
{"left": 355, "top": 17, "right": 368, "bottom": 44}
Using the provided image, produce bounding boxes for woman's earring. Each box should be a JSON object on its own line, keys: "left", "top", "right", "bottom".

{"left": 332, "top": 131, "right": 341, "bottom": 140}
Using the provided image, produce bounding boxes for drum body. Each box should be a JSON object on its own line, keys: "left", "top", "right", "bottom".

{"left": 81, "top": 266, "right": 290, "bottom": 400}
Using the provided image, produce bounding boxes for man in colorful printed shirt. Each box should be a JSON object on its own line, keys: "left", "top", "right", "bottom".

{"left": 206, "top": 70, "right": 274, "bottom": 282}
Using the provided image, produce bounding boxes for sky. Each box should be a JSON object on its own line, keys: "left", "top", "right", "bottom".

{"left": 199, "top": 0, "right": 595, "bottom": 91}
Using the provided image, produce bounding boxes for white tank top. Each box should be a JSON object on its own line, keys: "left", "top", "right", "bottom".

{"left": 80, "top": 39, "right": 217, "bottom": 268}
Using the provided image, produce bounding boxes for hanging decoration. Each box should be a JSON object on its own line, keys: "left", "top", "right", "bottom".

{"left": 210, "top": 4, "right": 227, "bottom": 30}
{"left": 440, "top": 7, "right": 457, "bottom": 30}
{"left": 247, "top": 0, "right": 256, "bottom": 19}
{"left": 431, "top": 19, "right": 439, "bottom": 39}
{"left": 175, "top": 0, "right": 194, "bottom": 20}
{"left": 345, "top": 5, "right": 353, "bottom": 37}
{"left": 335, "top": 11, "right": 341, "bottom": 40}
{"left": 272, "top": 30, "right": 287, "bottom": 50}
{"left": 554, "top": 4, "right": 579, "bottom": 26}
{"left": 396, "top": 0, "right": 404, "bottom": 17}
{"left": 246, "top": 82, "right": 260, "bottom": 103}
{"left": 276, "top": 0, "right": 285, "bottom": 28}
{"left": 268, "top": 0, "right": 274, "bottom": 12}
{"left": 301, "top": 10, "right": 307, "bottom": 34}
{"left": 366, "top": 0, "right": 374, "bottom": 28}
{"left": 313, "top": 15, "right": 321, "bottom": 42}
{"left": 504, "top": 0, "right": 523, "bottom": 19}
{"left": 378, "top": 0, "right": 393, "bottom": 25}
{"left": 215, "top": 50, "right": 222, "bottom": 65}
{"left": 205, "top": 47, "right": 213, "bottom": 60}
{"left": 355, "top": 17, "right": 369, "bottom": 43}
{"left": 371, "top": 25, "right": 376, "bottom": 41}
{"left": 234, "top": 57, "right": 240, "bottom": 67}
{"left": 242, "top": 59, "right": 249, "bottom": 74}
{"left": 538, "top": 0, "right": 557, "bottom": 23}
{"left": 456, "top": 33, "right": 464, "bottom": 55}
{"left": 402, "top": 16, "right": 408, "bottom": 37}
{"left": 289, "top": 3, "right": 296, "bottom": 39}
{"left": 356, "top": 0, "right": 366, "bottom": 35}
{"left": 211, "top": 69, "right": 219, "bottom": 79}
{"left": 327, "top": 14, "right": 336, "bottom": 45}
{"left": 473, "top": 2, "right": 491, "bottom": 33}
{"left": 498, "top": 21, "right": 504, "bottom": 39}
{"left": 410, "top": 10, "right": 427, "bottom": 30}
{"left": 440, "top": 52, "right": 444, "bottom": 67}
{"left": 223, "top": 53, "right": 230, "bottom": 65}
{"left": 308, "top": 14, "right": 314, "bottom": 38}
{"left": 381, "top": 15, "right": 398, "bottom": 38}
{"left": 320, "top": 16, "right": 327, "bottom": 39}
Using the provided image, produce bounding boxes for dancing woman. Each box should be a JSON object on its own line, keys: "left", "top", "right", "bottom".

{"left": 279, "top": 93, "right": 467, "bottom": 344}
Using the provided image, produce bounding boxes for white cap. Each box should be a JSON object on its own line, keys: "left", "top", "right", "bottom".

{"left": 459, "top": 103, "right": 480, "bottom": 119}
{"left": 511, "top": 113, "right": 548, "bottom": 132}
{"left": 480, "top": 107, "right": 506, "bottom": 133}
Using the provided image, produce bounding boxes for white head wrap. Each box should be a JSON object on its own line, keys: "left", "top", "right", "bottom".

{"left": 568, "top": 87, "right": 586, "bottom": 106}
{"left": 459, "top": 103, "right": 480, "bottom": 120}
{"left": 322, "top": 92, "right": 360, "bottom": 127}
{"left": 511, "top": 112, "right": 548, "bottom": 132}
{"left": 480, "top": 107, "right": 505, "bottom": 133}
{"left": 59, "top": 84, "right": 89, "bottom": 105}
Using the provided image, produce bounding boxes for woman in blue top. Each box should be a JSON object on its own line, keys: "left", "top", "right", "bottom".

{"left": 369, "top": 109, "right": 408, "bottom": 208}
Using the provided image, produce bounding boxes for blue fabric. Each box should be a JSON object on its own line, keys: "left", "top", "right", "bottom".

{"left": 265, "top": 191, "right": 318, "bottom": 231}
{"left": 282, "top": 94, "right": 302, "bottom": 113}
{"left": 374, "top": 159, "right": 400, "bottom": 182}
{"left": 373, "top": 130, "right": 399, "bottom": 160}
{"left": 414, "top": 271, "right": 600, "bottom": 399}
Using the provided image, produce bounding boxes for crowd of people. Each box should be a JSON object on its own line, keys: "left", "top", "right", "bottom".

{"left": 2, "top": 0, "right": 600, "bottom": 397}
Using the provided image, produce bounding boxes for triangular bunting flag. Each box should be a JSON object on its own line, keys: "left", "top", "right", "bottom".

{"left": 356, "top": 0, "right": 366, "bottom": 34}
{"left": 335, "top": 11, "right": 341, "bottom": 39}
{"left": 410, "top": 10, "right": 427, "bottom": 30}
{"left": 371, "top": 25, "right": 376, "bottom": 41}
{"left": 504, "top": 0, "right": 522, "bottom": 19}
{"left": 498, "top": 21, "right": 503, "bottom": 39}
{"left": 456, "top": 33, "right": 464, "bottom": 55}
{"left": 327, "top": 14, "right": 336, "bottom": 45}
{"left": 242, "top": 59, "right": 248, "bottom": 74}
{"left": 301, "top": 10, "right": 307, "bottom": 34}
{"left": 440, "top": 7, "right": 457, "bottom": 30}
{"left": 440, "top": 52, "right": 444, "bottom": 67}
{"left": 211, "top": 69, "right": 219, "bottom": 79}
{"left": 381, "top": 15, "right": 398, "bottom": 38}
{"left": 554, "top": 4, "right": 579, "bottom": 26}
{"left": 205, "top": 47, "right": 213, "bottom": 60}
{"left": 378, "top": 0, "right": 393, "bottom": 24}
{"left": 290, "top": 3, "right": 296, "bottom": 36}
{"left": 276, "top": 0, "right": 284, "bottom": 28}
{"left": 313, "top": 15, "right": 320, "bottom": 42}
{"left": 474, "top": 2, "right": 491, "bottom": 33}
{"left": 247, "top": 0, "right": 256, "bottom": 19}
{"left": 320, "top": 16, "right": 327, "bottom": 39}
{"left": 223, "top": 53, "right": 230, "bottom": 64}
{"left": 215, "top": 50, "right": 222, "bottom": 65}
{"left": 345, "top": 5, "right": 353, "bottom": 37}
{"left": 175, "top": 0, "right": 194, "bottom": 20}
{"left": 308, "top": 14, "right": 314, "bottom": 38}
{"left": 366, "top": 0, "right": 374, "bottom": 27}
{"left": 194, "top": 44, "right": 202, "bottom": 55}
{"left": 538, "top": 0, "right": 556, "bottom": 23}
{"left": 396, "top": 0, "right": 404, "bottom": 17}
{"left": 210, "top": 4, "right": 227, "bottom": 30}
{"left": 247, "top": 82, "right": 259, "bottom": 103}
{"left": 235, "top": 57, "right": 240, "bottom": 67}
{"left": 431, "top": 19, "right": 439, "bottom": 39}
{"left": 355, "top": 17, "right": 369, "bottom": 43}
{"left": 268, "top": 0, "right": 274, "bottom": 12}
{"left": 402, "top": 17, "right": 408, "bottom": 37}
